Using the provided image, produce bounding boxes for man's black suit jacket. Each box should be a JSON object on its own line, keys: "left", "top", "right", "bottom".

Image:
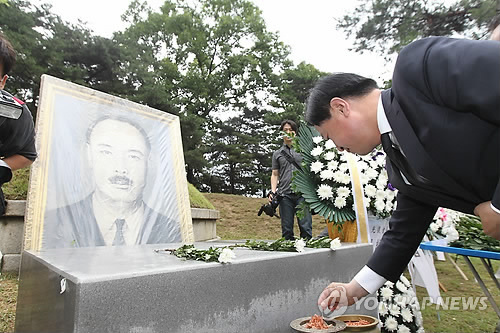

{"left": 42, "top": 194, "right": 182, "bottom": 249}
{"left": 368, "top": 37, "right": 500, "bottom": 282}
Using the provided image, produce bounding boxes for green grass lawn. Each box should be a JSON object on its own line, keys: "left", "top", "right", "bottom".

{"left": 1, "top": 191, "right": 499, "bottom": 332}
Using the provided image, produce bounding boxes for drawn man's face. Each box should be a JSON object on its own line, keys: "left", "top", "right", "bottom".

{"left": 87, "top": 119, "right": 149, "bottom": 204}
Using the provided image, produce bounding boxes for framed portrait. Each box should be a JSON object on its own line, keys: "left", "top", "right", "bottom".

{"left": 24, "top": 75, "right": 194, "bottom": 250}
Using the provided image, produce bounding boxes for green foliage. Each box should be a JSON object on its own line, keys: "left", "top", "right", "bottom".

{"left": 188, "top": 183, "right": 215, "bottom": 209}
{"left": 161, "top": 237, "right": 334, "bottom": 264}
{"left": 267, "top": 62, "right": 327, "bottom": 125}
{"left": 116, "top": 0, "right": 291, "bottom": 187}
{"left": 1, "top": 1, "right": 124, "bottom": 111}
{"left": 338, "top": 0, "right": 497, "bottom": 57}
{"left": 450, "top": 215, "right": 500, "bottom": 252}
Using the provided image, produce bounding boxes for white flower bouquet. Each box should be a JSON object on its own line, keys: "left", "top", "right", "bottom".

{"left": 293, "top": 125, "right": 356, "bottom": 225}
{"left": 426, "top": 207, "right": 461, "bottom": 242}
{"left": 377, "top": 275, "right": 425, "bottom": 333}
{"left": 357, "top": 150, "right": 398, "bottom": 219}
{"left": 293, "top": 125, "right": 398, "bottom": 225}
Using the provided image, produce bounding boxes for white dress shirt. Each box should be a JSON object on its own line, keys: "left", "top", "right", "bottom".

{"left": 92, "top": 195, "right": 144, "bottom": 246}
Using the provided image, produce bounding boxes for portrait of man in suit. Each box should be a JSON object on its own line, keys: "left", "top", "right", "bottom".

{"left": 42, "top": 116, "right": 182, "bottom": 249}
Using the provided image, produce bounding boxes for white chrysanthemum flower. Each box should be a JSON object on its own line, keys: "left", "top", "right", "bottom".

{"left": 379, "top": 302, "right": 389, "bottom": 316}
{"left": 360, "top": 173, "right": 369, "bottom": 185}
{"left": 317, "top": 184, "right": 334, "bottom": 200}
{"left": 366, "top": 168, "right": 378, "bottom": 179}
{"left": 330, "top": 237, "right": 341, "bottom": 250}
{"left": 339, "top": 163, "right": 349, "bottom": 172}
{"left": 386, "top": 189, "right": 396, "bottom": 200}
{"left": 313, "top": 136, "right": 323, "bottom": 144}
{"left": 396, "top": 281, "right": 408, "bottom": 293}
{"left": 320, "top": 169, "right": 335, "bottom": 181}
{"left": 376, "top": 189, "right": 387, "bottom": 200}
{"left": 311, "top": 161, "right": 324, "bottom": 173}
{"left": 385, "top": 201, "right": 393, "bottom": 212}
{"left": 389, "top": 304, "right": 401, "bottom": 316}
{"left": 311, "top": 146, "right": 324, "bottom": 156}
{"left": 365, "top": 184, "right": 377, "bottom": 197}
{"left": 376, "top": 178, "right": 387, "bottom": 190}
{"left": 327, "top": 160, "right": 338, "bottom": 171}
{"left": 429, "top": 222, "right": 439, "bottom": 233}
{"left": 340, "top": 153, "right": 349, "bottom": 161}
{"left": 218, "top": 248, "right": 236, "bottom": 263}
{"left": 385, "top": 316, "right": 398, "bottom": 332}
{"left": 294, "top": 239, "right": 306, "bottom": 252}
{"left": 385, "top": 281, "right": 395, "bottom": 288}
{"left": 397, "top": 324, "right": 411, "bottom": 333}
{"left": 333, "top": 171, "right": 344, "bottom": 183}
{"left": 340, "top": 173, "right": 351, "bottom": 184}
{"left": 435, "top": 218, "right": 443, "bottom": 228}
{"left": 375, "top": 200, "right": 386, "bottom": 212}
{"left": 325, "top": 151, "right": 336, "bottom": 160}
{"left": 325, "top": 139, "right": 336, "bottom": 149}
{"left": 357, "top": 161, "right": 368, "bottom": 171}
{"left": 380, "top": 287, "right": 394, "bottom": 301}
{"left": 364, "top": 197, "right": 370, "bottom": 208}
{"left": 336, "top": 186, "right": 350, "bottom": 198}
{"left": 334, "top": 196, "right": 347, "bottom": 209}
{"left": 205, "top": 254, "right": 212, "bottom": 260}
{"left": 400, "top": 275, "right": 411, "bottom": 287}
{"left": 401, "top": 308, "right": 414, "bottom": 323}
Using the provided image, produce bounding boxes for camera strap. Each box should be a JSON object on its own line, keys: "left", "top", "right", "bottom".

{"left": 280, "top": 149, "right": 302, "bottom": 171}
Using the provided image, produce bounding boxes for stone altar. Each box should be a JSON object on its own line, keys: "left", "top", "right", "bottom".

{"left": 15, "top": 242, "right": 376, "bottom": 333}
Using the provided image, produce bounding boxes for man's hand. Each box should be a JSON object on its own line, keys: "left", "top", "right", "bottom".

{"left": 3, "top": 154, "right": 33, "bottom": 171}
{"left": 474, "top": 201, "right": 500, "bottom": 240}
{"left": 318, "top": 280, "right": 369, "bottom": 312}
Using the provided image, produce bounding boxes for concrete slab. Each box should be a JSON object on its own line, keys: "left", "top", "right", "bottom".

{"left": 1, "top": 253, "right": 20, "bottom": 273}
{"left": 15, "top": 242, "right": 375, "bottom": 333}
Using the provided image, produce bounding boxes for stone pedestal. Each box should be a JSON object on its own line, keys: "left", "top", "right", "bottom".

{"left": 15, "top": 242, "right": 375, "bottom": 333}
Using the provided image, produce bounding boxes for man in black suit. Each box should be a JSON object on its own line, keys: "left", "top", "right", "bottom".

{"left": 43, "top": 116, "right": 181, "bottom": 249}
{"left": 305, "top": 37, "right": 500, "bottom": 310}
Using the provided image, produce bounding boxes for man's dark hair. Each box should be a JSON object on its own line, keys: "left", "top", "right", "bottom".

{"left": 279, "top": 119, "right": 298, "bottom": 133}
{"left": 0, "top": 33, "right": 16, "bottom": 77}
{"left": 305, "top": 73, "right": 378, "bottom": 126}
{"left": 86, "top": 115, "right": 151, "bottom": 153}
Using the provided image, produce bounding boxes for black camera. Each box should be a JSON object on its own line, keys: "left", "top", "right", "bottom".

{"left": 258, "top": 192, "right": 282, "bottom": 218}
{"left": 0, "top": 90, "right": 23, "bottom": 120}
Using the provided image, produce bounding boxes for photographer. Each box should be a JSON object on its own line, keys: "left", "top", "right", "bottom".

{"left": 0, "top": 33, "right": 37, "bottom": 215}
{"left": 270, "top": 119, "right": 312, "bottom": 240}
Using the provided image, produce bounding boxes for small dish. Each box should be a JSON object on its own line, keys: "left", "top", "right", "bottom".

{"left": 290, "top": 316, "right": 347, "bottom": 332}
{"left": 333, "top": 314, "right": 379, "bottom": 331}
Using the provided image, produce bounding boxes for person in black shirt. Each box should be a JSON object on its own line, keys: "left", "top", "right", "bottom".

{"left": 0, "top": 33, "right": 37, "bottom": 215}
{"left": 270, "top": 119, "right": 312, "bottom": 240}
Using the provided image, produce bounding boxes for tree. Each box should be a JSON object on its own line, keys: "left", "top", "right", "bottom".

{"left": 0, "top": 0, "right": 124, "bottom": 113}
{"left": 115, "top": 0, "right": 291, "bottom": 187}
{"left": 267, "top": 61, "right": 326, "bottom": 125}
{"left": 338, "top": 0, "right": 498, "bottom": 57}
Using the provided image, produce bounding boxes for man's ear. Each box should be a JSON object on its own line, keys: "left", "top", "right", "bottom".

{"left": 0, "top": 75, "right": 8, "bottom": 90}
{"left": 329, "top": 97, "right": 349, "bottom": 117}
